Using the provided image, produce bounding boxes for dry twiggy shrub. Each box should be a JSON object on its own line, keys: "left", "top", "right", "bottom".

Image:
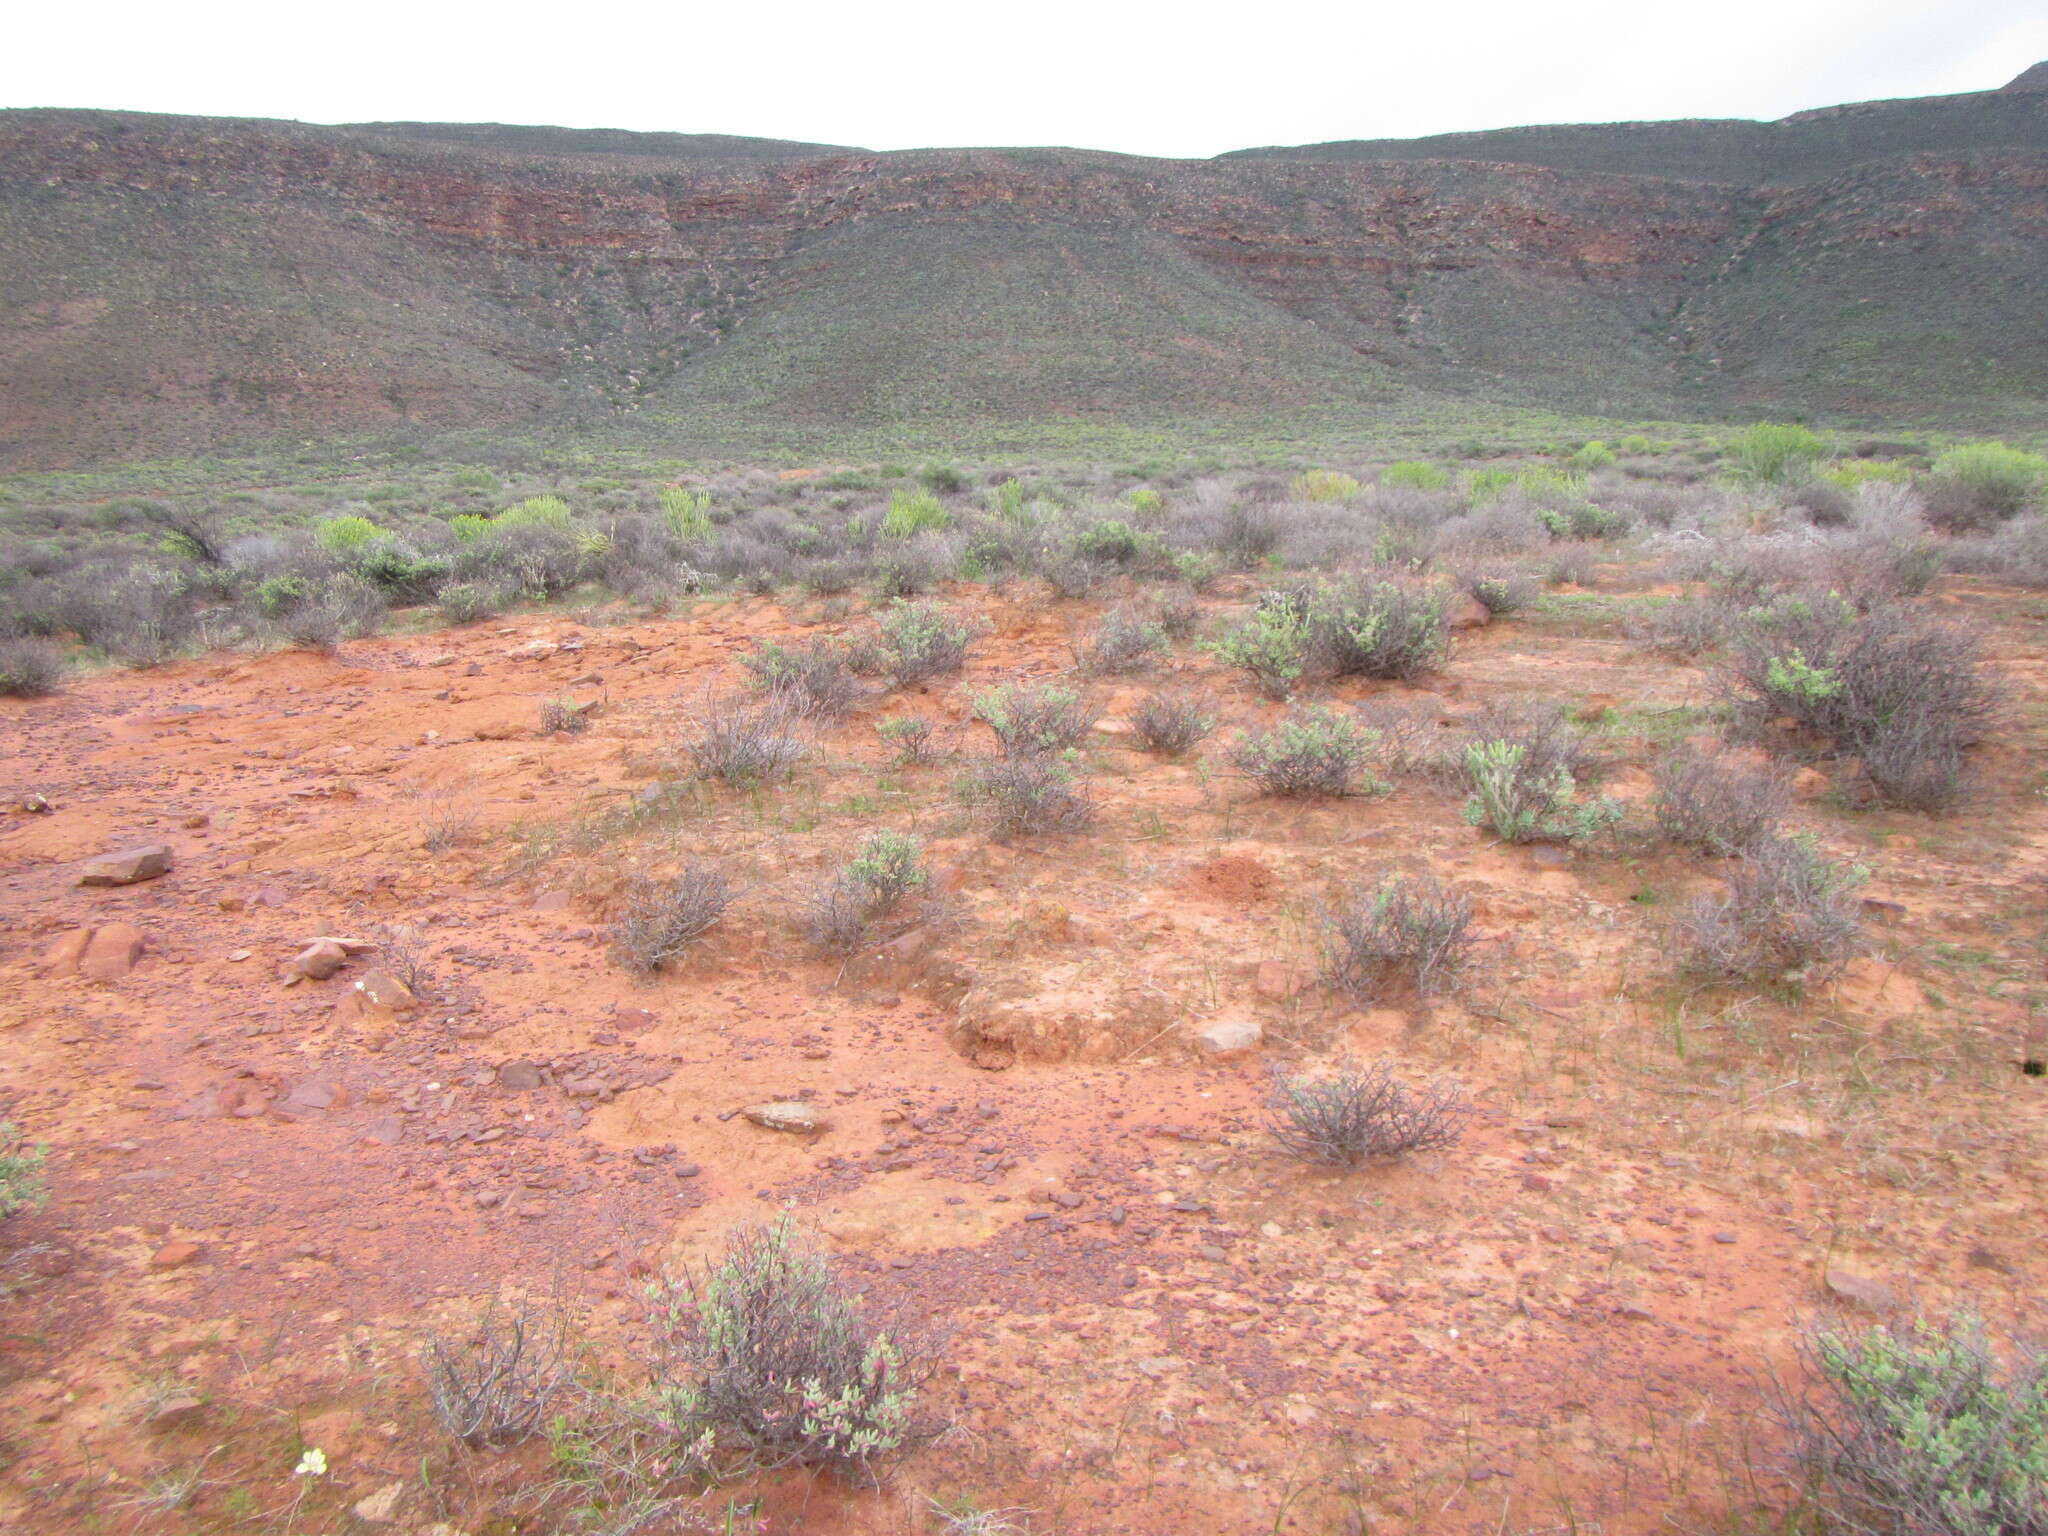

{"left": 1676, "top": 835, "right": 1863, "bottom": 984}
{"left": 1320, "top": 871, "right": 1475, "bottom": 1002}
{"left": 611, "top": 863, "right": 733, "bottom": 973}
{"left": 1267, "top": 1060, "right": 1467, "bottom": 1168}
{"left": 425, "top": 1295, "right": 572, "bottom": 1449}
{"left": 1130, "top": 689, "right": 1218, "bottom": 755}
{"left": 1650, "top": 743, "right": 1793, "bottom": 855}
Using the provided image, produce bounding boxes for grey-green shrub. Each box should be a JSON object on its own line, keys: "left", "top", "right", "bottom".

{"left": 1794, "top": 1315, "right": 2047, "bottom": 1536}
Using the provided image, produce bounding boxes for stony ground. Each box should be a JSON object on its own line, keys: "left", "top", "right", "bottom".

{"left": 1, "top": 569, "right": 2044, "bottom": 1535}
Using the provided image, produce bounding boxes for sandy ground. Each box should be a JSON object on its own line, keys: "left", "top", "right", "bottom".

{"left": 1, "top": 574, "right": 2044, "bottom": 1534}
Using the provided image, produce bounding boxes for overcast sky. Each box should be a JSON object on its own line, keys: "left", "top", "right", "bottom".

{"left": 6, "top": 0, "right": 2044, "bottom": 157}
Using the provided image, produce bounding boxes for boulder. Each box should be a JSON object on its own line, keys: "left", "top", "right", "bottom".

{"left": 37, "top": 929, "right": 94, "bottom": 978}
{"left": 1447, "top": 593, "right": 1492, "bottom": 630}
{"left": 79, "top": 923, "right": 148, "bottom": 982}
{"left": 284, "top": 940, "right": 349, "bottom": 984}
{"left": 1193, "top": 1017, "right": 1263, "bottom": 1059}
{"left": 78, "top": 845, "right": 173, "bottom": 886}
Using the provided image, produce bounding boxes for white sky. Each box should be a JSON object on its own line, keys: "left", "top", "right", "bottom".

{"left": 5, "top": 0, "right": 2045, "bottom": 158}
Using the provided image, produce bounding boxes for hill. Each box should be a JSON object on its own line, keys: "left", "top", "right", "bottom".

{"left": 0, "top": 70, "right": 2044, "bottom": 468}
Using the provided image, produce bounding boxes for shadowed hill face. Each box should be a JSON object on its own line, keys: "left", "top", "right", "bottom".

{"left": 0, "top": 76, "right": 2043, "bottom": 468}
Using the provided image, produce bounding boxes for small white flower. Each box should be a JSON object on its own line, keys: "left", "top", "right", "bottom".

{"left": 294, "top": 1448, "right": 327, "bottom": 1478}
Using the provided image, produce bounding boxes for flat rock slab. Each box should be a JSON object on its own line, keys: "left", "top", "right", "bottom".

{"left": 743, "top": 1101, "right": 825, "bottom": 1134}
{"left": 78, "top": 845, "right": 173, "bottom": 886}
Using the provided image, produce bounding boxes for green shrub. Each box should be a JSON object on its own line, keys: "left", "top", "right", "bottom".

{"left": 497, "top": 495, "right": 575, "bottom": 530}
{"left": 315, "top": 514, "right": 384, "bottom": 555}
{"left": 645, "top": 1214, "right": 928, "bottom": 1478}
{"left": 1617, "top": 434, "right": 1653, "bottom": 454}
{"left": 1126, "top": 487, "right": 1164, "bottom": 516}
{"left": 660, "top": 486, "right": 713, "bottom": 540}
{"left": 1930, "top": 442, "right": 2048, "bottom": 519}
{"left": 1380, "top": 461, "right": 1450, "bottom": 492}
{"left": 1795, "top": 1315, "right": 2048, "bottom": 1536}
{"left": 1567, "top": 440, "right": 1617, "bottom": 472}
{"left": 449, "top": 513, "right": 494, "bottom": 542}
{"left": 1460, "top": 710, "right": 1619, "bottom": 844}
{"left": 0, "top": 1123, "right": 47, "bottom": 1220}
{"left": 1072, "top": 519, "right": 1152, "bottom": 565}
{"left": 1292, "top": 470, "right": 1362, "bottom": 503}
{"left": 806, "top": 831, "right": 929, "bottom": 951}
{"left": 1205, "top": 599, "right": 1313, "bottom": 699}
{"left": 970, "top": 682, "right": 1097, "bottom": 756}
{"left": 1300, "top": 580, "right": 1451, "bottom": 681}
{"left": 449, "top": 465, "right": 500, "bottom": 492}
{"left": 1726, "top": 422, "right": 1829, "bottom": 486}
{"left": 1230, "top": 707, "right": 1383, "bottom": 797}
{"left": 988, "top": 479, "right": 1029, "bottom": 521}
{"left": 882, "top": 488, "right": 950, "bottom": 539}
{"left": 918, "top": 463, "right": 966, "bottom": 493}
{"left": 1537, "top": 502, "right": 1628, "bottom": 541}
{"left": 876, "top": 600, "right": 979, "bottom": 685}
{"left": 436, "top": 581, "right": 506, "bottom": 626}
{"left": 960, "top": 754, "right": 1093, "bottom": 837}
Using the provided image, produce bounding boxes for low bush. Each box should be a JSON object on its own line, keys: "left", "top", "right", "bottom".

{"left": 1726, "top": 422, "right": 1829, "bottom": 486}
{"left": 1628, "top": 595, "right": 1735, "bottom": 659}
{"left": 1676, "top": 835, "right": 1863, "bottom": 983}
{"left": 1790, "top": 1315, "right": 2048, "bottom": 1536}
{"left": 537, "top": 697, "right": 589, "bottom": 735}
{"left": 315, "top": 514, "right": 385, "bottom": 555}
{"left": 1206, "top": 580, "right": 1449, "bottom": 698}
{"left": 1267, "top": 1060, "right": 1467, "bottom": 1168}
{"left": 804, "top": 830, "right": 929, "bottom": 952}
{"left": 1293, "top": 470, "right": 1362, "bottom": 502}
{"left": 0, "top": 1124, "right": 47, "bottom": 1221}
{"left": 741, "top": 638, "right": 866, "bottom": 720}
{"left": 1460, "top": 704, "right": 1618, "bottom": 843}
{"left": 1130, "top": 689, "right": 1218, "bottom": 755}
{"left": 1320, "top": 871, "right": 1475, "bottom": 1001}
{"left": 425, "top": 1296, "right": 571, "bottom": 1449}
{"left": 1650, "top": 744, "right": 1792, "bottom": 854}
{"left": 612, "top": 863, "right": 734, "bottom": 973}
{"left": 881, "top": 487, "right": 951, "bottom": 539}
{"left": 959, "top": 754, "right": 1093, "bottom": 838}
{"left": 1148, "top": 586, "right": 1204, "bottom": 640}
{"left": 1722, "top": 596, "right": 1998, "bottom": 811}
{"left": 1076, "top": 609, "right": 1165, "bottom": 674}
{"left": 1231, "top": 707, "right": 1383, "bottom": 797}
{"left": 1380, "top": 461, "right": 1450, "bottom": 491}
{"left": 1305, "top": 580, "right": 1451, "bottom": 681}
{"left": 876, "top": 715, "right": 941, "bottom": 765}
{"left": 1460, "top": 567, "right": 1539, "bottom": 616}
{"left": 0, "top": 638, "right": 64, "bottom": 698}
{"left": 971, "top": 682, "right": 1097, "bottom": 756}
{"left": 435, "top": 580, "right": 507, "bottom": 626}
{"left": 1925, "top": 441, "right": 2048, "bottom": 530}
{"left": 1205, "top": 597, "right": 1313, "bottom": 699}
{"left": 876, "top": 601, "right": 979, "bottom": 686}
{"left": 645, "top": 1214, "right": 930, "bottom": 1479}
{"left": 681, "top": 693, "right": 808, "bottom": 787}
